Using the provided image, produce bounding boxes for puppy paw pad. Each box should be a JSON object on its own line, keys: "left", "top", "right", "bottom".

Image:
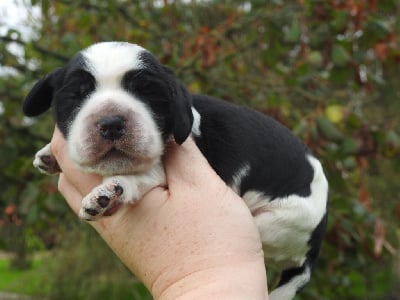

{"left": 97, "top": 196, "right": 110, "bottom": 208}
{"left": 85, "top": 208, "right": 99, "bottom": 216}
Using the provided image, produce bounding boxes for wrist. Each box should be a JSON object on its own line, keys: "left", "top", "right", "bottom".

{"left": 151, "top": 255, "right": 267, "bottom": 300}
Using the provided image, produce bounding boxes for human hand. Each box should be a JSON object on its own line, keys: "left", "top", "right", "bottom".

{"left": 50, "top": 127, "right": 268, "bottom": 299}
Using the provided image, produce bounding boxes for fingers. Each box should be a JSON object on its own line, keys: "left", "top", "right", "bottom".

{"left": 50, "top": 127, "right": 73, "bottom": 176}
{"left": 57, "top": 174, "right": 83, "bottom": 214}
{"left": 49, "top": 127, "right": 67, "bottom": 169}
{"left": 50, "top": 127, "right": 101, "bottom": 196}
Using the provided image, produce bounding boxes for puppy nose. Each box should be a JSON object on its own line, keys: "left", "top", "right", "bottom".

{"left": 98, "top": 115, "right": 126, "bottom": 141}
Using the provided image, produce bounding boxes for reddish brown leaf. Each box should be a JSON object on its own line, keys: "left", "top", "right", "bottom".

{"left": 396, "top": 204, "right": 400, "bottom": 219}
{"left": 200, "top": 26, "right": 210, "bottom": 34}
{"left": 45, "top": 183, "right": 58, "bottom": 194}
{"left": 356, "top": 157, "right": 369, "bottom": 170}
{"left": 5, "top": 204, "right": 16, "bottom": 216}
{"left": 367, "top": 0, "right": 378, "bottom": 12}
{"left": 359, "top": 186, "right": 373, "bottom": 212}
{"left": 375, "top": 42, "right": 388, "bottom": 61}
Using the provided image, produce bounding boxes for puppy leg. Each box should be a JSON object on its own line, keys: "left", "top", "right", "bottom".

{"left": 79, "top": 163, "right": 165, "bottom": 221}
{"left": 33, "top": 143, "right": 61, "bottom": 175}
{"left": 268, "top": 264, "right": 311, "bottom": 300}
{"left": 249, "top": 196, "right": 322, "bottom": 300}
{"left": 79, "top": 175, "right": 133, "bottom": 221}
{"left": 270, "top": 211, "right": 328, "bottom": 300}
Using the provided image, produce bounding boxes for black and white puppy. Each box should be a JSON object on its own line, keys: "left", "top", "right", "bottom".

{"left": 23, "top": 42, "right": 328, "bottom": 300}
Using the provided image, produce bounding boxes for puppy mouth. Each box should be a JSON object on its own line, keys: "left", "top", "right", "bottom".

{"left": 76, "top": 144, "right": 157, "bottom": 175}
{"left": 100, "top": 146, "right": 154, "bottom": 164}
{"left": 101, "top": 147, "right": 130, "bottom": 160}
{"left": 87, "top": 143, "right": 137, "bottom": 163}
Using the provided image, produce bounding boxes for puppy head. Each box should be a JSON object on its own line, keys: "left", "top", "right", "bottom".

{"left": 23, "top": 42, "right": 193, "bottom": 175}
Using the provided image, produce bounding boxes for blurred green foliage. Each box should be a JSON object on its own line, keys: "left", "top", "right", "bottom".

{"left": 0, "top": 0, "right": 399, "bottom": 299}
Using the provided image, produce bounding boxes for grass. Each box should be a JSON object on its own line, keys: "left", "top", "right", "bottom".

{"left": 0, "top": 228, "right": 153, "bottom": 299}
{"left": 0, "top": 255, "right": 48, "bottom": 296}
{"left": 0, "top": 251, "right": 152, "bottom": 300}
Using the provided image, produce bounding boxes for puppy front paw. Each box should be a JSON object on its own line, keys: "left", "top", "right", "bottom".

{"left": 33, "top": 143, "right": 61, "bottom": 175}
{"left": 79, "top": 180, "right": 128, "bottom": 221}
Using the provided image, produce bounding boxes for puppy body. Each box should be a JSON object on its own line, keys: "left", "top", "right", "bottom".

{"left": 24, "top": 42, "right": 328, "bottom": 300}
{"left": 193, "top": 96, "right": 328, "bottom": 299}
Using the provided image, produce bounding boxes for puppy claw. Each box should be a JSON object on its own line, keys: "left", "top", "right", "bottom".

{"left": 114, "top": 184, "right": 123, "bottom": 196}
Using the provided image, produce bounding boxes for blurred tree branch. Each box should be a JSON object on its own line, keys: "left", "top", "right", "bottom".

{"left": 0, "top": 36, "right": 69, "bottom": 62}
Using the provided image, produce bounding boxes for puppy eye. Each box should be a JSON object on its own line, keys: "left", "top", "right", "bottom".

{"left": 123, "top": 71, "right": 167, "bottom": 100}
{"left": 70, "top": 70, "right": 95, "bottom": 98}
{"left": 78, "top": 81, "right": 94, "bottom": 97}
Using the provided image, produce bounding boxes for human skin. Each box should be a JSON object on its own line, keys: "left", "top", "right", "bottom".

{"left": 50, "top": 127, "right": 268, "bottom": 300}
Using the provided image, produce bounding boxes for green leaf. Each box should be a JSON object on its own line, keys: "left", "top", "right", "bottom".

{"left": 284, "top": 21, "right": 301, "bottom": 43}
{"left": 343, "top": 156, "right": 357, "bottom": 170}
{"left": 293, "top": 119, "right": 309, "bottom": 137}
{"left": 365, "top": 19, "right": 390, "bottom": 41}
{"left": 307, "top": 51, "right": 323, "bottom": 67}
{"left": 60, "top": 33, "right": 77, "bottom": 46}
{"left": 331, "top": 11, "right": 349, "bottom": 32}
{"left": 309, "top": 24, "right": 330, "bottom": 47}
{"left": 316, "top": 116, "right": 343, "bottom": 142}
{"left": 332, "top": 45, "right": 351, "bottom": 67}
{"left": 329, "top": 66, "right": 352, "bottom": 86}
{"left": 385, "top": 131, "right": 400, "bottom": 147}
{"left": 340, "top": 138, "right": 360, "bottom": 155}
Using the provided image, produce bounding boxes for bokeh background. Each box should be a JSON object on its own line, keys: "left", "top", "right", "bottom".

{"left": 0, "top": 0, "right": 399, "bottom": 299}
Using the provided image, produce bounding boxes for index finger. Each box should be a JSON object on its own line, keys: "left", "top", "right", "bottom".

{"left": 50, "top": 127, "right": 102, "bottom": 196}
{"left": 57, "top": 173, "right": 85, "bottom": 214}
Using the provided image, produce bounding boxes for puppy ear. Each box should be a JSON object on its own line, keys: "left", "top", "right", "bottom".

{"left": 23, "top": 68, "right": 64, "bottom": 117}
{"left": 164, "top": 66, "right": 193, "bottom": 144}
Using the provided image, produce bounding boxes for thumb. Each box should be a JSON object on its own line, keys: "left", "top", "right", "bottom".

{"left": 163, "top": 137, "right": 223, "bottom": 190}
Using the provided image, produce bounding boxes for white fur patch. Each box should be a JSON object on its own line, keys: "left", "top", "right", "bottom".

{"left": 191, "top": 107, "right": 201, "bottom": 137}
{"left": 82, "top": 42, "right": 146, "bottom": 88}
{"left": 242, "top": 155, "right": 328, "bottom": 269}
{"left": 230, "top": 163, "right": 251, "bottom": 194}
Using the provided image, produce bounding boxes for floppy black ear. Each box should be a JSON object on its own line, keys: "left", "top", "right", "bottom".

{"left": 23, "top": 68, "right": 65, "bottom": 117}
{"left": 164, "top": 66, "right": 193, "bottom": 144}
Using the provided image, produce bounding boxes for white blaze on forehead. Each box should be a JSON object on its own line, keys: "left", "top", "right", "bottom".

{"left": 82, "top": 42, "right": 147, "bottom": 86}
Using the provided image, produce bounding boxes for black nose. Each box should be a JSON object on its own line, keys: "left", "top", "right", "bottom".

{"left": 98, "top": 115, "right": 126, "bottom": 141}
